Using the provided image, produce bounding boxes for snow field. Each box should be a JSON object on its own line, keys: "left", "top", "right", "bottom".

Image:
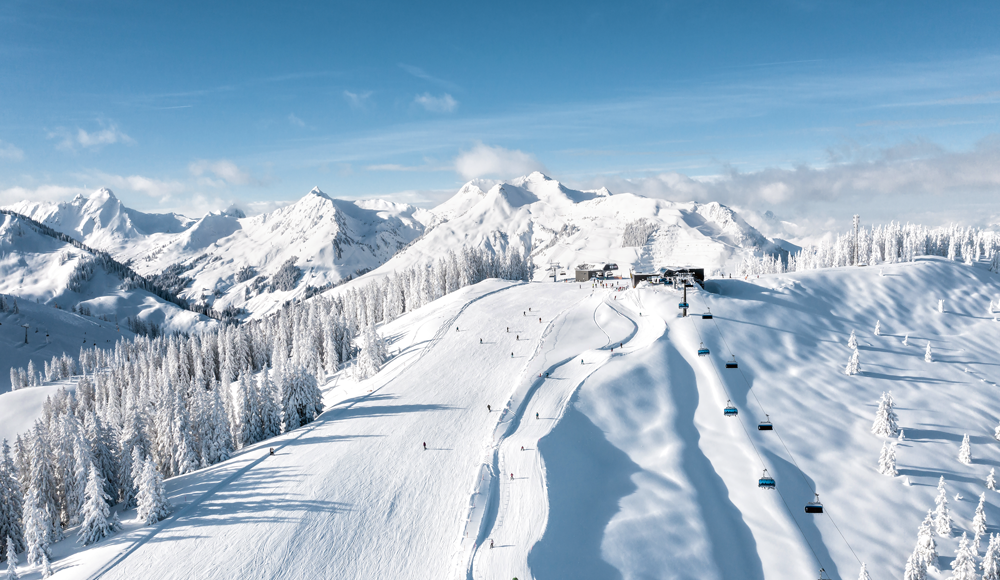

{"left": 85, "top": 281, "right": 593, "bottom": 580}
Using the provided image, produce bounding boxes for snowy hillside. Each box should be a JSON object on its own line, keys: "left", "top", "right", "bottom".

{"left": 0, "top": 212, "right": 215, "bottom": 381}
{"left": 2, "top": 255, "right": 998, "bottom": 579}
{"left": 353, "top": 172, "right": 784, "bottom": 290}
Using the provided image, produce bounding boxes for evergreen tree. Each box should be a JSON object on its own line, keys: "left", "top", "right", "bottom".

{"left": 988, "top": 468, "right": 997, "bottom": 491}
{"left": 903, "top": 549, "right": 926, "bottom": 580}
{"left": 0, "top": 441, "right": 24, "bottom": 556}
{"left": 846, "top": 349, "right": 860, "bottom": 376}
{"left": 935, "top": 477, "right": 953, "bottom": 537}
{"left": 27, "top": 424, "right": 59, "bottom": 544}
{"left": 257, "top": 372, "right": 281, "bottom": 440}
{"left": 983, "top": 534, "right": 1000, "bottom": 580}
{"left": 870, "top": 392, "right": 899, "bottom": 437}
{"left": 925, "top": 342, "right": 933, "bottom": 363}
{"left": 950, "top": 532, "right": 977, "bottom": 580}
{"left": 877, "top": 441, "right": 897, "bottom": 476}
{"left": 874, "top": 320, "right": 880, "bottom": 336}
{"left": 4, "top": 536, "right": 17, "bottom": 580}
{"left": 848, "top": 329, "right": 858, "bottom": 349}
{"left": 135, "top": 457, "right": 170, "bottom": 526}
{"left": 22, "top": 489, "right": 50, "bottom": 566}
{"left": 973, "top": 493, "right": 988, "bottom": 554}
{"left": 199, "top": 383, "right": 232, "bottom": 467}
{"left": 39, "top": 552, "right": 51, "bottom": 579}
{"left": 354, "top": 320, "right": 386, "bottom": 381}
{"left": 959, "top": 434, "right": 973, "bottom": 465}
{"left": 117, "top": 409, "right": 145, "bottom": 510}
{"left": 233, "top": 369, "right": 256, "bottom": 449}
{"left": 994, "top": 418, "right": 1000, "bottom": 441}
{"left": 857, "top": 563, "right": 871, "bottom": 580}
{"left": 78, "top": 463, "right": 119, "bottom": 545}
{"left": 84, "top": 412, "right": 118, "bottom": 504}
{"left": 170, "top": 390, "right": 198, "bottom": 476}
{"left": 916, "top": 510, "right": 939, "bottom": 571}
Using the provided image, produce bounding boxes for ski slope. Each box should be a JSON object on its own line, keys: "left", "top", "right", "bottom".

{"left": 22, "top": 257, "right": 1000, "bottom": 580}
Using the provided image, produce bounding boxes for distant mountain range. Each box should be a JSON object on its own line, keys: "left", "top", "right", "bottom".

{"left": 3, "top": 173, "right": 784, "bottom": 324}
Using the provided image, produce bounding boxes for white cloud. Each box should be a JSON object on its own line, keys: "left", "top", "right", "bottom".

{"left": 80, "top": 171, "right": 186, "bottom": 201}
{"left": 50, "top": 122, "right": 135, "bottom": 151}
{"left": 454, "top": 143, "right": 545, "bottom": 180}
{"left": 188, "top": 159, "right": 252, "bottom": 186}
{"left": 414, "top": 93, "right": 458, "bottom": 113}
{"left": 343, "top": 90, "right": 373, "bottom": 110}
{"left": 288, "top": 113, "right": 306, "bottom": 127}
{"left": 0, "top": 140, "right": 24, "bottom": 161}
{"left": 0, "top": 184, "right": 89, "bottom": 206}
{"left": 569, "top": 135, "right": 1000, "bottom": 229}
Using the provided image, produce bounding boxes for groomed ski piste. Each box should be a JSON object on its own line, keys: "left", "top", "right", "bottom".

{"left": 7, "top": 256, "right": 1000, "bottom": 579}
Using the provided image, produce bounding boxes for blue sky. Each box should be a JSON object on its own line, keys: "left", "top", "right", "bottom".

{"left": 1, "top": 0, "right": 998, "bottom": 229}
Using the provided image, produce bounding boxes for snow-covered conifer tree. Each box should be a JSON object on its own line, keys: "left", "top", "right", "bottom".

{"left": 5, "top": 536, "right": 18, "bottom": 580}
{"left": 973, "top": 492, "right": 988, "bottom": 554}
{"left": 22, "top": 490, "right": 50, "bottom": 566}
{"left": 925, "top": 342, "right": 933, "bottom": 363}
{"left": 857, "top": 563, "right": 871, "bottom": 580}
{"left": 39, "top": 552, "right": 51, "bottom": 579}
{"left": 934, "top": 477, "right": 953, "bottom": 537}
{"left": 983, "top": 534, "right": 1000, "bottom": 580}
{"left": 848, "top": 330, "right": 858, "bottom": 349}
{"left": 903, "top": 334, "right": 909, "bottom": 346}
{"left": 903, "top": 550, "right": 924, "bottom": 580}
{"left": 846, "top": 349, "right": 860, "bottom": 376}
{"left": 994, "top": 418, "right": 1000, "bottom": 441}
{"left": 878, "top": 441, "right": 898, "bottom": 476}
{"left": 257, "top": 372, "right": 281, "bottom": 440}
{"left": 0, "top": 441, "right": 24, "bottom": 556}
{"left": 959, "top": 434, "right": 972, "bottom": 465}
{"left": 77, "top": 463, "right": 119, "bottom": 545}
{"left": 916, "top": 509, "right": 939, "bottom": 571}
{"left": 950, "top": 532, "right": 977, "bottom": 579}
{"left": 988, "top": 468, "right": 997, "bottom": 491}
{"left": 871, "top": 392, "right": 898, "bottom": 437}
{"left": 874, "top": 320, "right": 881, "bottom": 336}
{"left": 135, "top": 456, "right": 170, "bottom": 526}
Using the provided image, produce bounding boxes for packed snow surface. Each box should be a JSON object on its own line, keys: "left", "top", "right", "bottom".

{"left": 5, "top": 257, "right": 1000, "bottom": 580}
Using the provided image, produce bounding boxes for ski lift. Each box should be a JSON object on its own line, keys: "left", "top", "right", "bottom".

{"left": 697, "top": 342, "right": 710, "bottom": 356}
{"left": 757, "top": 415, "right": 773, "bottom": 431}
{"left": 723, "top": 400, "right": 738, "bottom": 417}
{"left": 758, "top": 469, "right": 776, "bottom": 490}
{"left": 701, "top": 311, "right": 713, "bottom": 319}
{"left": 725, "top": 356, "right": 738, "bottom": 369}
{"left": 817, "top": 568, "right": 830, "bottom": 580}
{"left": 805, "top": 493, "right": 824, "bottom": 514}
{"left": 678, "top": 302, "right": 689, "bottom": 309}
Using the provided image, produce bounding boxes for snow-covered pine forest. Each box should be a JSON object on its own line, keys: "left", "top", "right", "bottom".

{"left": 0, "top": 244, "right": 531, "bottom": 570}
{"left": 736, "top": 221, "right": 1000, "bottom": 276}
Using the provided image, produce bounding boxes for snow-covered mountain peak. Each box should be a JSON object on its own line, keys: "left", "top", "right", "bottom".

{"left": 308, "top": 186, "right": 330, "bottom": 199}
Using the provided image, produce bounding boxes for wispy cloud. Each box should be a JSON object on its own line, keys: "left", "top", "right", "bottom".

{"left": 189, "top": 159, "right": 253, "bottom": 186}
{"left": 343, "top": 90, "right": 373, "bottom": 110}
{"left": 0, "top": 140, "right": 24, "bottom": 161}
{"left": 0, "top": 184, "right": 90, "bottom": 206}
{"left": 454, "top": 143, "right": 545, "bottom": 179}
{"left": 78, "top": 171, "right": 186, "bottom": 200}
{"left": 288, "top": 113, "right": 306, "bottom": 127}
{"left": 398, "top": 64, "right": 461, "bottom": 92}
{"left": 414, "top": 93, "right": 458, "bottom": 113}
{"left": 49, "top": 121, "right": 135, "bottom": 151}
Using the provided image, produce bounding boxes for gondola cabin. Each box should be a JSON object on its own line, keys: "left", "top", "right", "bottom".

{"left": 805, "top": 494, "right": 824, "bottom": 514}
{"left": 725, "top": 356, "right": 738, "bottom": 369}
{"left": 757, "top": 415, "right": 773, "bottom": 431}
{"left": 723, "top": 400, "right": 738, "bottom": 417}
{"left": 697, "top": 343, "right": 710, "bottom": 356}
{"left": 758, "top": 469, "right": 776, "bottom": 490}
{"left": 678, "top": 302, "right": 690, "bottom": 309}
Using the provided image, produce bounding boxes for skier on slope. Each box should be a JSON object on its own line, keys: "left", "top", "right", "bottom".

{"left": 487, "top": 404, "right": 491, "bottom": 412}
{"left": 423, "top": 442, "right": 427, "bottom": 450}
{"left": 536, "top": 412, "right": 539, "bottom": 419}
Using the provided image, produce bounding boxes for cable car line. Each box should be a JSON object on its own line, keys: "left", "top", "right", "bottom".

{"left": 687, "top": 290, "right": 866, "bottom": 572}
